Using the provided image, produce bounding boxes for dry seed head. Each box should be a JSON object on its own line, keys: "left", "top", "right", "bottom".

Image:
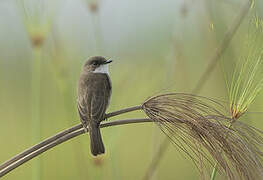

{"left": 142, "top": 93, "right": 263, "bottom": 180}
{"left": 88, "top": 2, "right": 99, "bottom": 13}
{"left": 30, "top": 33, "right": 45, "bottom": 48}
{"left": 228, "top": 21, "right": 263, "bottom": 121}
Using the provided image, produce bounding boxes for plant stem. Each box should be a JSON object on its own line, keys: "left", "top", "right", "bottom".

{"left": 210, "top": 163, "right": 218, "bottom": 180}
{"left": 207, "top": 1, "right": 252, "bottom": 179}
{"left": 143, "top": 138, "right": 170, "bottom": 180}
{"left": 144, "top": 1, "right": 251, "bottom": 179}
{"left": 193, "top": 0, "right": 251, "bottom": 94}
{"left": 31, "top": 47, "right": 42, "bottom": 180}
{"left": 105, "top": 105, "right": 142, "bottom": 118}
{"left": 0, "top": 105, "right": 142, "bottom": 171}
{"left": 0, "top": 118, "right": 151, "bottom": 178}
{"left": 0, "top": 124, "right": 82, "bottom": 170}
{"left": 210, "top": 122, "right": 235, "bottom": 179}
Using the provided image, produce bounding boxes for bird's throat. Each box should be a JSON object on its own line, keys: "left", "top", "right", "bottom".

{"left": 94, "top": 64, "right": 109, "bottom": 75}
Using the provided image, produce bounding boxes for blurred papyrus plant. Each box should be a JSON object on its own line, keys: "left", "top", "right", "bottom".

{"left": 143, "top": 17, "right": 263, "bottom": 180}
{"left": 16, "top": 0, "right": 52, "bottom": 179}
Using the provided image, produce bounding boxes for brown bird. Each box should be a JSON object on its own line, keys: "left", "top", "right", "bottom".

{"left": 77, "top": 56, "right": 112, "bottom": 156}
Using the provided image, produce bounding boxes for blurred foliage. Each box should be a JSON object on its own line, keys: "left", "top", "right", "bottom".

{"left": 227, "top": 17, "right": 263, "bottom": 119}
{"left": 0, "top": 0, "right": 263, "bottom": 180}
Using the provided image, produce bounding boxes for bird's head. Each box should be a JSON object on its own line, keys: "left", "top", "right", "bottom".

{"left": 83, "top": 56, "right": 113, "bottom": 74}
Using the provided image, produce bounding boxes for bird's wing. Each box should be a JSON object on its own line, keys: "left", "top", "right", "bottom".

{"left": 78, "top": 74, "right": 111, "bottom": 125}
{"left": 91, "top": 92, "right": 107, "bottom": 123}
{"left": 78, "top": 100, "right": 87, "bottom": 122}
{"left": 77, "top": 91, "right": 90, "bottom": 126}
{"left": 91, "top": 75, "right": 112, "bottom": 123}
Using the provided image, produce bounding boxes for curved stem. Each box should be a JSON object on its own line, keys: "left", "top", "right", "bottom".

{"left": 210, "top": 122, "right": 235, "bottom": 180}
{"left": 144, "top": 1, "right": 251, "bottom": 179}
{"left": 31, "top": 45, "right": 42, "bottom": 180}
{"left": 210, "top": 164, "right": 218, "bottom": 180}
{"left": 105, "top": 105, "right": 142, "bottom": 118}
{"left": 192, "top": 0, "right": 251, "bottom": 94}
{"left": 143, "top": 138, "right": 170, "bottom": 180}
{"left": 0, "top": 105, "right": 141, "bottom": 171}
{"left": 0, "top": 118, "right": 151, "bottom": 178}
{"left": 0, "top": 124, "right": 82, "bottom": 170}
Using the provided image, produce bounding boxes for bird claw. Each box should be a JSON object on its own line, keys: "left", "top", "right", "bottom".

{"left": 103, "top": 114, "right": 109, "bottom": 121}
{"left": 83, "top": 124, "right": 89, "bottom": 133}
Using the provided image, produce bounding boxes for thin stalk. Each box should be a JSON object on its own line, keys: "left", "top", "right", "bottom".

{"left": 193, "top": 0, "right": 251, "bottom": 94}
{"left": 0, "top": 124, "right": 82, "bottom": 170}
{"left": 91, "top": 11, "right": 103, "bottom": 54}
{"left": 105, "top": 105, "right": 142, "bottom": 118}
{"left": 144, "top": 1, "right": 251, "bottom": 179}
{"left": 0, "top": 118, "right": 152, "bottom": 178}
{"left": 31, "top": 47, "right": 42, "bottom": 180}
{"left": 210, "top": 164, "right": 218, "bottom": 180}
{"left": 0, "top": 105, "right": 142, "bottom": 171}
{"left": 143, "top": 139, "right": 170, "bottom": 180}
{"left": 210, "top": 123, "right": 234, "bottom": 180}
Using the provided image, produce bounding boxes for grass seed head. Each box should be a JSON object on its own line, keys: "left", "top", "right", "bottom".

{"left": 142, "top": 93, "right": 263, "bottom": 180}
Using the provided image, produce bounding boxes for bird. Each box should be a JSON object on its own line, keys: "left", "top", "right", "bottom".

{"left": 77, "top": 56, "right": 112, "bottom": 156}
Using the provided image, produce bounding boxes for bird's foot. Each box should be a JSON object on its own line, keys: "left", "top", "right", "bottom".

{"left": 103, "top": 115, "right": 109, "bottom": 121}
{"left": 83, "top": 124, "right": 89, "bottom": 133}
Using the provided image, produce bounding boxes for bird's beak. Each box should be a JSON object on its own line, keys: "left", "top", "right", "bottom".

{"left": 104, "top": 59, "right": 113, "bottom": 64}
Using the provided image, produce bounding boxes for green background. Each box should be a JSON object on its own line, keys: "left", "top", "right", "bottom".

{"left": 0, "top": 0, "right": 263, "bottom": 179}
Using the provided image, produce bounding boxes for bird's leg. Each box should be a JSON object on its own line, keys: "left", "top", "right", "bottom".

{"left": 103, "top": 114, "right": 108, "bottom": 121}
{"left": 81, "top": 122, "right": 89, "bottom": 133}
{"left": 84, "top": 125, "right": 89, "bottom": 133}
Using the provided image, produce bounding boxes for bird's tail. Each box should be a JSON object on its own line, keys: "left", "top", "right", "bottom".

{"left": 89, "top": 123, "right": 105, "bottom": 156}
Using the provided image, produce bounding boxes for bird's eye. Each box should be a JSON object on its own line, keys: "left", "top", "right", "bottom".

{"left": 92, "top": 61, "right": 98, "bottom": 66}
